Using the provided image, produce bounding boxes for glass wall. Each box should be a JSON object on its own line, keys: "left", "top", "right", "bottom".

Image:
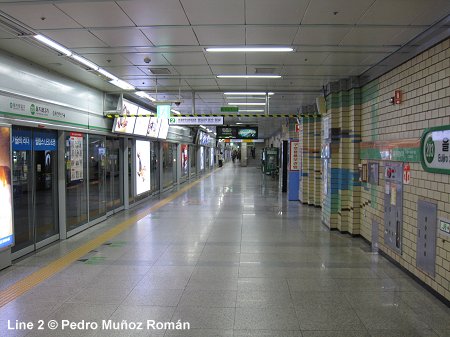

{"left": 88, "top": 135, "right": 106, "bottom": 220}
{"left": 162, "top": 142, "right": 177, "bottom": 189}
{"left": 180, "top": 144, "right": 189, "bottom": 179}
{"left": 65, "top": 132, "right": 88, "bottom": 231}
{"left": 128, "top": 139, "right": 134, "bottom": 204}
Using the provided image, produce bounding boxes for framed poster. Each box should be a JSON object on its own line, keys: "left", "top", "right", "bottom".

{"left": 290, "top": 140, "right": 300, "bottom": 171}
{"left": 69, "top": 132, "right": 83, "bottom": 181}
{"left": 136, "top": 140, "right": 151, "bottom": 195}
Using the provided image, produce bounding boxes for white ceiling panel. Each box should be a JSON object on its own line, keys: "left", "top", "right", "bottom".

{"left": 322, "top": 52, "right": 377, "bottom": 66}
{"left": 413, "top": 0, "right": 450, "bottom": 25}
{"left": 44, "top": 30, "right": 107, "bottom": 48}
{"left": 126, "top": 78, "right": 155, "bottom": 88}
{"left": 181, "top": 0, "right": 245, "bottom": 25}
{"left": 302, "top": 0, "right": 374, "bottom": 24}
{"left": 194, "top": 26, "right": 245, "bottom": 45}
{"left": 245, "top": 0, "right": 308, "bottom": 24}
{"left": 185, "top": 78, "right": 218, "bottom": 86}
{"left": 246, "top": 26, "right": 298, "bottom": 45}
{"left": 361, "top": 53, "right": 390, "bottom": 65}
{"left": 216, "top": 79, "right": 247, "bottom": 86}
{"left": 359, "top": 0, "right": 433, "bottom": 25}
{"left": 245, "top": 53, "right": 288, "bottom": 65}
{"left": 0, "top": 31, "right": 15, "bottom": 39}
{"left": 104, "top": 66, "right": 146, "bottom": 77}
{"left": 163, "top": 52, "right": 208, "bottom": 66}
{"left": 294, "top": 26, "right": 351, "bottom": 45}
{"left": 205, "top": 53, "right": 246, "bottom": 65}
{"left": 314, "top": 65, "right": 365, "bottom": 76}
{"left": 91, "top": 28, "right": 151, "bottom": 47}
{"left": 388, "top": 27, "right": 428, "bottom": 45}
{"left": 340, "top": 27, "right": 410, "bottom": 46}
{"left": 282, "top": 66, "right": 319, "bottom": 76}
{"left": 141, "top": 27, "right": 199, "bottom": 46}
{"left": 123, "top": 53, "right": 170, "bottom": 66}
{"left": 283, "top": 52, "right": 329, "bottom": 65}
{"left": 246, "top": 65, "right": 283, "bottom": 74}
{"left": 189, "top": 85, "right": 220, "bottom": 90}
{"left": 117, "top": 0, "right": 188, "bottom": 26}
{"left": 83, "top": 53, "right": 132, "bottom": 66}
{"left": 151, "top": 78, "right": 188, "bottom": 86}
{"left": 55, "top": 2, "right": 134, "bottom": 28}
{"left": 0, "top": 4, "right": 81, "bottom": 29}
{"left": 210, "top": 65, "right": 246, "bottom": 74}
{"left": 172, "top": 65, "right": 212, "bottom": 75}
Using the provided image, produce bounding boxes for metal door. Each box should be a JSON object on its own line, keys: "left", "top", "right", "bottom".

{"left": 416, "top": 200, "right": 437, "bottom": 276}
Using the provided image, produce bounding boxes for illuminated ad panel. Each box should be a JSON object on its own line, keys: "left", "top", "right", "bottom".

{"left": 135, "top": 140, "right": 151, "bottom": 195}
{"left": 0, "top": 126, "right": 14, "bottom": 250}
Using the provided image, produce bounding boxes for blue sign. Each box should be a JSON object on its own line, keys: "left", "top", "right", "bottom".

{"left": 12, "top": 129, "right": 32, "bottom": 150}
{"left": 33, "top": 131, "right": 57, "bottom": 151}
{"left": 0, "top": 234, "right": 13, "bottom": 250}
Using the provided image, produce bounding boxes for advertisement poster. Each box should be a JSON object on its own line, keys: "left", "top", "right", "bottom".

{"left": 147, "top": 117, "right": 161, "bottom": 138}
{"left": 133, "top": 117, "right": 150, "bottom": 136}
{"left": 158, "top": 119, "right": 170, "bottom": 139}
{"left": 113, "top": 116, "right": 136, "bottom": 134}
{"left": 210, "top": 148, "right": 214, "bottom": 167}
{"left": 69, "top": 132, "right": 83, "bottom": 181}
{"left": 0, "top": 126, "right": 14, "bottom": 250}
{"left": 136, "top": 140, "right": 150, "bottom": 195}
{"left": 200, "top": 147, "right": 205, "bottom": 170}
{"left": 181, "top": 144, "right": 189, "bottom": 176}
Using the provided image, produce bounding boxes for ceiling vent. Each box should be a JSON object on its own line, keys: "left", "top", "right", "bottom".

{"left": 255, "top": 67, "right": 276, "bottom": 74}
{"left": 149, "top": 68, "right": 171, "bottom": 75}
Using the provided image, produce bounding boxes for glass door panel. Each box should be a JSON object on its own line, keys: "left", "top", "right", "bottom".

{"left": 88, "top": 135, "right": 106, "bottom": 220}
{"left": 35, "top": 149, "right": 58, "bottom": 242}
{"left": 11, "top": 150, "right": 33, "bottom": 253}
{"left": 106, "top": 138, "right": 122, "bottom": 211}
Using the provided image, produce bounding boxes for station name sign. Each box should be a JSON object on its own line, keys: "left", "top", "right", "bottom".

{"left": 421, "top": 125, "right": 450, "bottom": 174}
{"left": 169, "top": 117, "right": 223, "bottom": 125}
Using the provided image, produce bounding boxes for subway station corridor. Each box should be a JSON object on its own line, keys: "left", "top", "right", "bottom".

{"left": 1, "top": 163, "right": 449, "bottom": 337}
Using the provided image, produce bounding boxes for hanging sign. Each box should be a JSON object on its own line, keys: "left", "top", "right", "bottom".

{"left": 69, "top": 132, "right": 83, "bottom": 181}
{"left": 157, "top": 105, "right": 171, "bottom": 119}
{"left": 169, "top": 116, "right": 223, "bottom": 125}
{"left": 421, "top": 126, "right": 450, "bottom": 174}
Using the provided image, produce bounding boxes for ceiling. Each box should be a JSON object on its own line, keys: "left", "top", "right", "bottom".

{"left": 0, "top": 0, "right": 448, "bottom": 138}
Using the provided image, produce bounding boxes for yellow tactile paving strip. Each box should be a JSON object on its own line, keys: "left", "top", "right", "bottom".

{"left": 0, "top": 171, "right": 213, "bottom": 308}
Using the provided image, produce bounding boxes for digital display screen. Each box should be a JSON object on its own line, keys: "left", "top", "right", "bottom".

{"left": 133, "top": 117, "right": 151, "bottom": 136}
{"left": 0, "top": 126, "right": 14, "bottom": 250}
{"left": 158, "top": 119, "right": 170, "bottom": 140}
{"left": 237, "top": 127, "right": 258, "bottom": 139}
{"left": 113, "top": 116, "right": 136, "bottom": 134}
{"left": 135, "top": 140, "right": 151, "bottom": 195}
{"left": 217, "top": 127, "right": 237, "bottom": 139}
{"left": 147, "top": 117, "right": 161, "bottom": 138}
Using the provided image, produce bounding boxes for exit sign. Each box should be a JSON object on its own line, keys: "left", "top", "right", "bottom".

{"left": 221, "top": 106, "right": 239, "bottom": 112}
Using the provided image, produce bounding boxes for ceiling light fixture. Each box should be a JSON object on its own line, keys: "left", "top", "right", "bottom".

{"left": 206, "top": 47, "right": 293, "bottom": 52}
{"left": 34, "top": 34, "right": 72, "bottom": 56}
{"left": 136, "top": 91, "right": 156, "bottom": 102}
{"left": 224, "top": 92, "right": 274, "bottom": 95}
{"left": 217, "top": 74, "right": 281, "bottom": 79}
{"left": 227, "top": 102, "right": 266, "bottom": 106}
{"left": 237, "top": 109, "right": 265, "bottom": 112}
{"left": 109, "top": 79, "right": 135, "bottom": 91}
{"left": 171, "top": 109, "right": 181, "bottom": 115}
{"left": 97, "top": 68, "right": 118, "bottom": 81}
{"left": 70, "top": 54, "right": 99, "bottom": 70}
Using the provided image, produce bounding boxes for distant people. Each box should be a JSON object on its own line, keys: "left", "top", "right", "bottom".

{"left": 232, "top": 150, "right": 236, "bottom": 163}
{"left": 251, "top": 147, "right": 256, "bottom": 159}
{"left": 218, "top": 152, "right": 223, "bottom": 167}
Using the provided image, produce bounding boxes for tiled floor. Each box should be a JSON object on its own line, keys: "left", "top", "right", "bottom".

{"left": 1, "top": 163, "right": 449, "bottom": 337}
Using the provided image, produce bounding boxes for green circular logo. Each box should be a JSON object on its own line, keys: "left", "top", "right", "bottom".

{"left": 424, "top": 136, "right": 435, "bottom": 164}
{"left": 30, "top": 104, "right": 36, "bottom": 115}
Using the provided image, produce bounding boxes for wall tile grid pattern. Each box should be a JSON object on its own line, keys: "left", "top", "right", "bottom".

{"left": 360, "top": 38, "right": 450, "bottom": 300}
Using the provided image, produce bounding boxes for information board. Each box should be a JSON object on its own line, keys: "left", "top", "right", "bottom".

{"left": 290, "top": 141, "right": 300, "bottom": 171}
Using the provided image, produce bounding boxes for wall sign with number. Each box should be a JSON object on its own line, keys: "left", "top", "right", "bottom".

{"left": 421, "top": 125, "right": 450, "bottom": 174}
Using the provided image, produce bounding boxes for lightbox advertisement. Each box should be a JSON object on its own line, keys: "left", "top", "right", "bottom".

{"left": 0, "top": 126, "right": 14, "bottom": 250}
{"left": 135, "top": 140, "right": 151, "bottom": 195}
{"left": 133, "top": 117, "right": 151, "bottom": 136}
{"left": 147, "top": 117, "right": 161, "bottom": 138}
{"left": 199, "top": 146, "right": 205, "bottom": 170}
{"left": 113, "top": 116, "right": 136, "bottom": 134}
{"left": 181, "top": 144, "right": 189, "bottom": 176}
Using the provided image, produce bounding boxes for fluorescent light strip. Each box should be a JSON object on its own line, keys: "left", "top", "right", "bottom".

{"left": 227, "top": 102, "right": 266, "bottom": 106}
{"left": 224, "top": 92, "right": 274, "bottom": 95}
{"left": 217, "top": 74, "right": 281, "bottom": 79}
{"left": 109, "top": 79, "right": 135, "bottom": 90}
{"left": 206, "top": 47, "right": 293, "bottom": 52}
{"left": 136, "top": 91, "right": 156, "bottom": 102}
{"left": 34, "top": 34, "right": 72, "bottom": 56}
{"left": 171, "top": 109, "right": 181, "bottom": 115}
{"left": 237, "top": 109, "right": 265, "bottom": 112}
{"left": 70, "top": 54, "right": 99, "bottom": 70}
{"left": 98, "top": 68, "right": 118, "bottom": 81}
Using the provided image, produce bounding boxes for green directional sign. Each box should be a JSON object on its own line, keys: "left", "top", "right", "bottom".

{"left": 221, "top": 106, "right": 239, "bottom": 112}
{"left": 420, "top": 125, "right": 450, "bottom": 174}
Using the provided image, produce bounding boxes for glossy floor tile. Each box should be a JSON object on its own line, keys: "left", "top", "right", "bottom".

{"left": 0, "top": 163, "right": 449, "bottom": 337}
